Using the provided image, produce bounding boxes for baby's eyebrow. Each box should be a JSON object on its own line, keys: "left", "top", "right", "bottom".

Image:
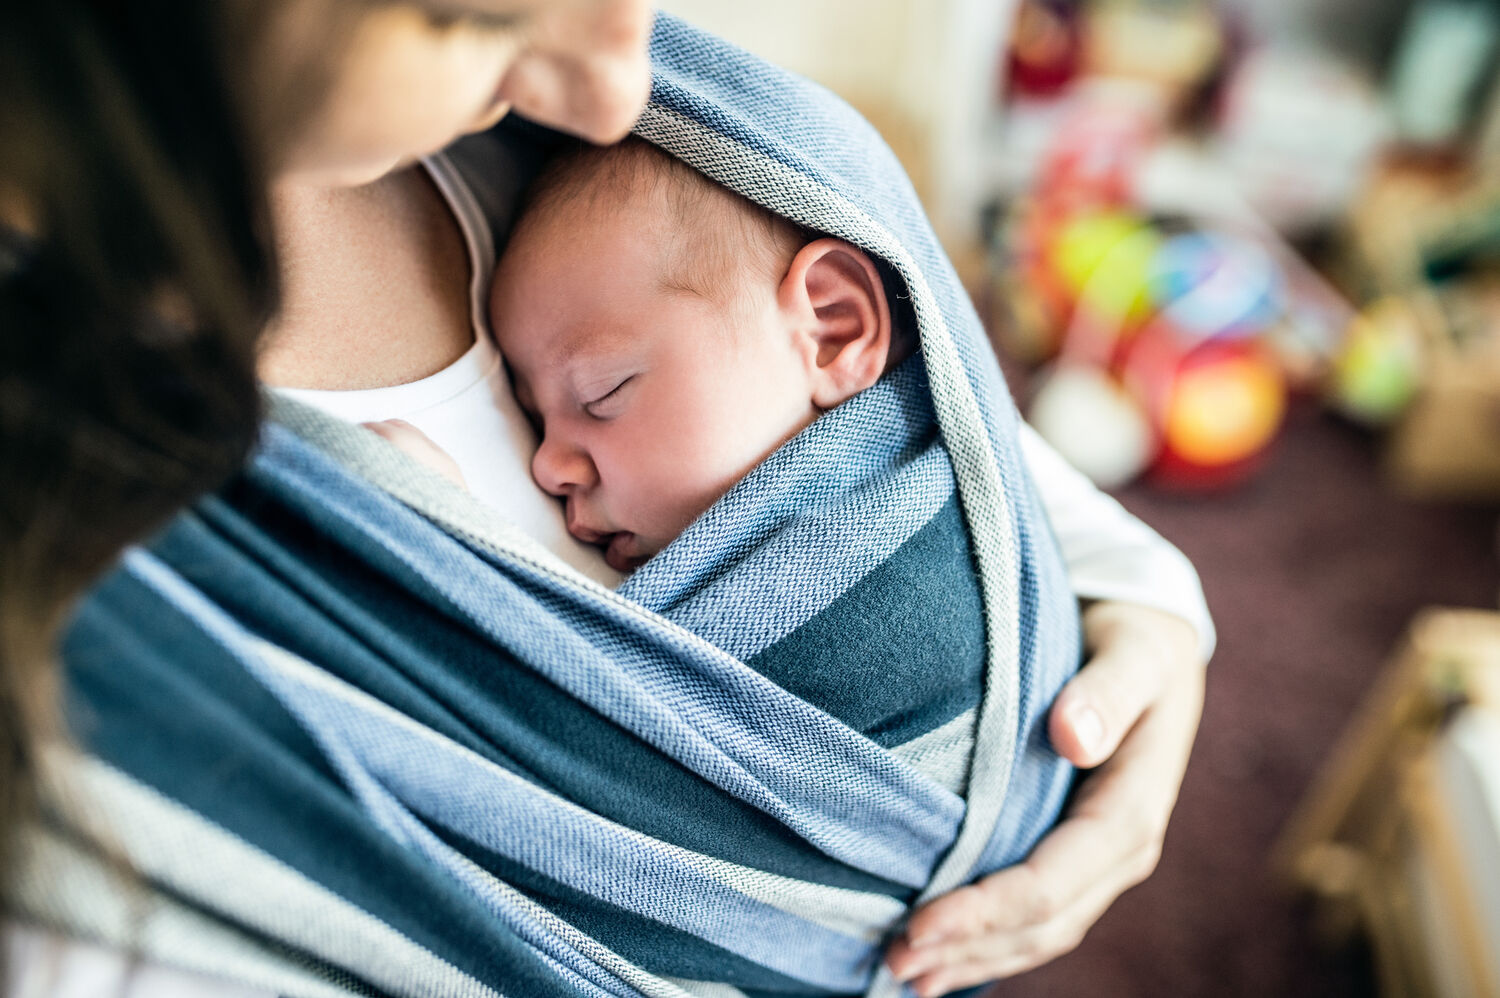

{"left": 553, "top": 326, "right": 615, "bottom": 368}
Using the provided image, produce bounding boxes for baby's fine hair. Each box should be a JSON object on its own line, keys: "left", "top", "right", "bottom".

{"left": 514, "top": 136, "right": 811, "bottom": 309}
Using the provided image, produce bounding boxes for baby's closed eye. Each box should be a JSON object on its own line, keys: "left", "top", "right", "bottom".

{"left": 582, "top": 374, "right": 636, "bottom": 419}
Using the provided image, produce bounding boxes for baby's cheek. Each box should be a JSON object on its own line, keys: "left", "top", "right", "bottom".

{"left": 684, "top": 445, "right": 759, "bottom": 520}
{"left": 617, "top": 378, "right": 765, "bottom": 540}
{"left": 627, "top": 439, "right": 727, "bottom": 539}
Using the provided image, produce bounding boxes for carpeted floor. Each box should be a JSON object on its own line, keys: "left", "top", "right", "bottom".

{"left": 986, "top": 398, "right": 1500, "bottom": 997}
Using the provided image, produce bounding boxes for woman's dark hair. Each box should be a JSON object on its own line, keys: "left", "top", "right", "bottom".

{"left": 0, "top": 0, "right": 298, "bottom": 903}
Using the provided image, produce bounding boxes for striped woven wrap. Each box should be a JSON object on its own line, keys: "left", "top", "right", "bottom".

{"left": 12, "top": 15, "right": 1082, "bottom": 998}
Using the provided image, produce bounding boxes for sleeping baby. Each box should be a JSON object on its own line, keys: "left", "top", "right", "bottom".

{"left": 373, "top": 133, "right": 1077, "bottom": 912}
{"left": 385, "top": 136, "right": 914, "bottom": 575}
{"left": 378, "top": 133, "right": 1078, "bottom": 756}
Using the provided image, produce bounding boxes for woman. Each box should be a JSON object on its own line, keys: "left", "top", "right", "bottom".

{"left": 0, "top": 2, "right": 1208, "bottom": 995}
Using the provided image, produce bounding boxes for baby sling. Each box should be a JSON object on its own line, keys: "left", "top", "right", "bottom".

{"left": 10, "top": 14, "right": 1081, "bottom": 998}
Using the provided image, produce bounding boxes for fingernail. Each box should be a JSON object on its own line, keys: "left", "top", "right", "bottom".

{"left": 1068, "top": 702, "right": 1105, "bottom": 757}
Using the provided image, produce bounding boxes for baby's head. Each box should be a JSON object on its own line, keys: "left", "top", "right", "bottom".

{"left": 490, "top": 138, "right": 908, "bottom": 573}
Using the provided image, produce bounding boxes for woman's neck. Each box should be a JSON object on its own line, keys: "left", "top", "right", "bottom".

{"left": 258, "top": 166, "right": 476, "bottom": 391}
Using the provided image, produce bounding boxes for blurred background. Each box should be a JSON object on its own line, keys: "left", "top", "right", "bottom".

{"left": 661, "top": 1, "right": 1500, "bottom": 994}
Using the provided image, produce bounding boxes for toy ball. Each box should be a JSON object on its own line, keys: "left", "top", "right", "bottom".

{"left": 1028, "top": 364, "right": 1155, "bottom": 489}
{"left": 1162, "top": 347, "right": 1285, "bottom": 467}
{"left": 1122, "top": 326, "right": 1287, "bottom": 488}
{"left": 1330, "top": 296, "right": 1424, "bottom": 424}
{"left": 1149, "top": 231, "right": 1283, "bottom": 342}
{"left": 1046, "top": 211, "right": 1162, "bottom": 328}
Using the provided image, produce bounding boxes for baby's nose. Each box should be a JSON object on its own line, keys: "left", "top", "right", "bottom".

{"left": 531, "top": 433, "right": 598, "bottom": 496}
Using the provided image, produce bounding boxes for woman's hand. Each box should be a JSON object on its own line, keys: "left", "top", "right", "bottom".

{"left": 884, "top": 601, "right": 1206, "bottom": 996}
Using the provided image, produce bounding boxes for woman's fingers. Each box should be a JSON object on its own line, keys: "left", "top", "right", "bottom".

{"left": 1048, "top": 659, "right": 1147, "bottom": 769}
{"left": 888, "top": 767, "right": 1151, "bottom": 975}
{"left": 1051, "top": 602, "right": 1202, "bottom": 767}
{"left": 896, "top": 873, "right": 1126, "bottom": 995}
{"left": 886, "top": 624, "right": 1205, "bottom": 993}
{"left": 1067, "top": 651, "right": 1203, "bottom": 828}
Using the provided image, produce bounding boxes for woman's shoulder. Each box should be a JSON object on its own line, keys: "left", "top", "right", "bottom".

{"left": 5, "top": 923, "right": 274, "bottom": 998}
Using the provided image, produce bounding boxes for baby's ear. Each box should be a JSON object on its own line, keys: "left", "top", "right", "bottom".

{"left": 780, "top": 238, "right": 892, "bottom": 410}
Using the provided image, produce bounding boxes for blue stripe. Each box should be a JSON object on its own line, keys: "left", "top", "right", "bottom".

{"left": 749, "top": 494, "right": 985, "bottom": 748}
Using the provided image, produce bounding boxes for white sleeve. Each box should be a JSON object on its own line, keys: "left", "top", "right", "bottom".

{"left": 1019, "top": 422, "right": 1216, "bottom": 663}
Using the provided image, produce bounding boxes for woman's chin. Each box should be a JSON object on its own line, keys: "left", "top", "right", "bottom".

{"left": 275, "top": 152, "right": 412, "bottom": 190}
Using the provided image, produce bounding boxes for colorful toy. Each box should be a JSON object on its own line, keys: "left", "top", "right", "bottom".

{"left": 1082, "top": 0, "right": 1226, "bottom": 109}
{"left": 1023, "top": 208, "right": 1161, "bottom": 361}
{"left": 1149, "top": 231, "right": 1283, "bottom": 341}
{"left": 1007, "top": 0, "right": 1083, "bottom": 98}
{"left": 1051, "top": 211, "right": 1162, "bottom": 325}
{"left": 1035, "top": 95, "right": 1160, "bottom": 208}
{"left": 1022, "top": 212, "right": 1291, "bottom": 490}
{"left": 1028, "top": 364, "right": 1156, "bottom": 489}
{"left": 1121, "top": 323, "right": 1287, "bottom": 488}
{"left": 1329, "top": 296, "right": 1425, "bottom": 424}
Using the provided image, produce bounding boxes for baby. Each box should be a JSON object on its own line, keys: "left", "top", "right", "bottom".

{"left": 374, "top": 136, "right": 1069, "bottom": 862}
{"left": 387, "top": 137, "right": 913, "bottom": 574}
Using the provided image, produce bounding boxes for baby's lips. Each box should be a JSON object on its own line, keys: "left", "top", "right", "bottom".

{"left": 566, "top": 515, "right": 607, "bottom": 545}
{"left": 565, "top": 511, "right": 647, "bottom": 572}
{"left": 604, "top": 532, "right": 648, "bottom": 574}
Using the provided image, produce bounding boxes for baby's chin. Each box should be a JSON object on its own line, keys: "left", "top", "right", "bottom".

{"left": 603, "top": 531, "right": 655, "bottom": 574}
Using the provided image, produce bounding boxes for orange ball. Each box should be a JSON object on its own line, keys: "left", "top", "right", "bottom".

{"left": 1163, "top": 352, "right": 1285, "bottom": 466}
{"left": 1119, "top": 324, "right": 1287, "bottom": 489}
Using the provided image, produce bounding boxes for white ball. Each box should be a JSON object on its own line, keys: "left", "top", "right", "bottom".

{"left": 1028, "top": 365, "right": 1155, "bottom": 490}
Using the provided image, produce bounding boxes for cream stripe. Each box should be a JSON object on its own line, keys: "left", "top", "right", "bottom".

{"left": 688, "top": 854, "right": 905, "bottom": 944}
{"left": 662, "top": 979, "right": 753, "bottom": 998}
{"left": 890, "top": 709, "right": 977, "bottom": 797}
{"left": 8, "top": 827, "right": 364, "bottom": 998}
